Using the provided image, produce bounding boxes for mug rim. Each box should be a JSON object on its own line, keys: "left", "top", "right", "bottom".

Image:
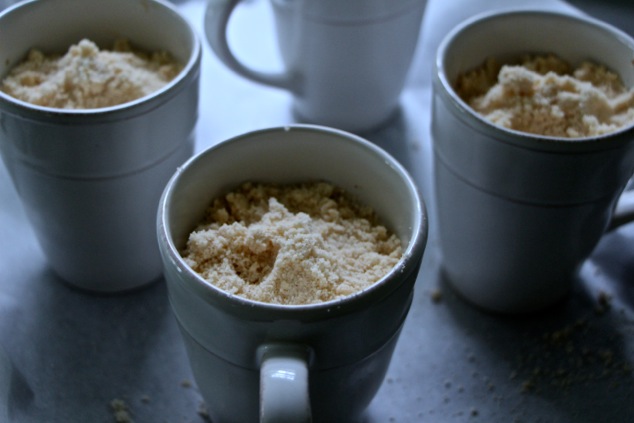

{"left": 0, "top": 0, "right": 202, "bottom": 121}
{"left": 158, "top": 124, "right": 428, "bottom": 319}
{"left": 270, "top": 0, "right": 426, "bottom": 25}
{"left": 434, "top": 8, "right": 634, "bottom": 150}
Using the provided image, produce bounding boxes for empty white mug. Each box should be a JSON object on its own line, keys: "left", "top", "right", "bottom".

{"left": 205, "top": 0, "right": 427, "bottom": 133}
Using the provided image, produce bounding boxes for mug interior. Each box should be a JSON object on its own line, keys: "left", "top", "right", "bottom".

{"left": 0, "top": 0, "right": 197, "bottom": 106}
{"left": 439, "top": 10, "right": 634, "bottom": 102}
{"left": 165, "top": 126, "right": 421, "bottom": 255}
{"left": 160, "top": 125, "right": 426, "bottom": 312}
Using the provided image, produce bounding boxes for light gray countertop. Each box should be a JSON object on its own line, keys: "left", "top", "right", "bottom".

{"left": 1, "top": 0, "right": 634, "bottom": 422}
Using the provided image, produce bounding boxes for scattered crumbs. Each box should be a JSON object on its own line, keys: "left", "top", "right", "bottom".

{"left": 510, "top": 314, "right": 633, "bottom": 395}
{"left": 180, "top": 379, "right": 193, "bottom": 388}
{"left": 110, "top": 399, "right": 134, "bottom": 423}
{"left": 444, "top": 379, "right": 452, "bottom": 389}
{"left": 470, "top": 407, "right": 479, "bottom": 417}
{"left": 430, "top": 288, "right": 443, "bottom": 303}
{"left": 140, "top": 395, "right": 151, "bottom": 404}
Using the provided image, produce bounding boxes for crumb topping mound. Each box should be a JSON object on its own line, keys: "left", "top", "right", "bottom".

{"left": 182, "top": 182, "right": 403, "bottom": 305}
{"left": 1, "top": 38, "right": 182, "bottom": 109}
{"left": 454, "top": 54, "right": 634, "bottom": 138}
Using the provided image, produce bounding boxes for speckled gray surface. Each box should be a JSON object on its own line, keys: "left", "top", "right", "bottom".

{"left": 1, "top": 0, "right": 634, "bottom": 422}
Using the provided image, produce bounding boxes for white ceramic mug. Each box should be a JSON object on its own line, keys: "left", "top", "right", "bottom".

{"left": 432, "top": 10, "right": 634, "bottom": 314}
{"left": 157, "top": 125, "right": 428, "bottom": 422}
{"left": 204, "top": 0, "right": 427, "bottom": 133}
{"left": 0, "top": 0, "right": 201, "bottom": 292}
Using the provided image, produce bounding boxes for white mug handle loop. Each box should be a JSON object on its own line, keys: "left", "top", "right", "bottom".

{"left": 258, "top": 343, "right": 312, "bottom": 423}
{"left": 609, "top": 187, "right": 634, "bottom": 231}
{"left": 204, "top": 0, "right": 299, "bottom": 91}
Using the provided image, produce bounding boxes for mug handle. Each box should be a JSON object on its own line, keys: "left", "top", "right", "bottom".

{"left": 609, "top": 188, "right": 634, "bottom": 231}
{"left": 204, "top": 0, "right": 298, "bottom": 90}
{"left": 258, "top": 343, "right": 312, "bottom": 423}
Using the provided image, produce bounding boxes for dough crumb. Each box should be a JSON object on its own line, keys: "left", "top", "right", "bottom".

{"left": 197, "top": 402, "right": 212, "bottom": 422}
{"left": 430, "top": 289, "right": 443, "bottom": 303}
{"left": 110, "top": 399, "right": 134, "bottom": 423}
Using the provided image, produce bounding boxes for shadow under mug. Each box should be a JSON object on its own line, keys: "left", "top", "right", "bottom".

{"left": 204, "top": 0, "right": 426, "bottom": 133}
{"left": 432, "top": 10, "right": 634, "bottom": 314}
{"left": 0, "top": 0, "right": 201, "bottom": 292}
{"left": 157, "top": 125, "right": 428, "bottom": 422}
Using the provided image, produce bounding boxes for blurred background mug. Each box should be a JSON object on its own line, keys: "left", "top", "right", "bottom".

{"left": 0, "top": 0, "right": 201, "bottom": 292}
{"left": 432, "top": 10, "right": 634, "bottom": 314}
{"left": 205, "top": 0, "right": 427, "bottom": 133}
{"left": 158, "top": 125, "right": 427, "bottom": 422}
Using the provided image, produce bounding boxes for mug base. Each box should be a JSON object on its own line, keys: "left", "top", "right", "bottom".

{"left": 291, "top": 103, "right": 401, "bottom": 135}
{"left": 439, "top": 266, "right": 574, "bottom": 315}
{"left": 52, "top": 268, "right": 163, "bottom": 295}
